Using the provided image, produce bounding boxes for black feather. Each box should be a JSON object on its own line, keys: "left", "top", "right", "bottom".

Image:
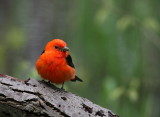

{"left": 71, "top": 76, "right": 83, "bottom": 82}
{"left": 66, "top": 55, "right": 83, "bottom": 82}
{"left": 66, "top": 55, "right": 75, "bottom": 68}
{"left": 41, "top": 50, "right": 45, "bottom": 55}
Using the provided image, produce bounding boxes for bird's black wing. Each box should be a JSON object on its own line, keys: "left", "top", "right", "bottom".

{"left": 66, "top": 54, "right": 75, "bottom": 68}
{"left": 41, "top": 50, "right": 45, "bottom": 55}
{"left": 66, "top": 55, "right": 83, "bottom": 82}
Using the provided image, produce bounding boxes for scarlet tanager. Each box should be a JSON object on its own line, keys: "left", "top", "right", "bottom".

{"left": 36, "top": 39, "right": 82, "bottom": 88}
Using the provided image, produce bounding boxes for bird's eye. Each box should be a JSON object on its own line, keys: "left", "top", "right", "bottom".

{"left": 55, "top": 46, "right": 59, "bottom": 49}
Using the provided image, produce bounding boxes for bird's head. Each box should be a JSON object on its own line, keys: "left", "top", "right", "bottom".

{"left": 45, "top": 39, "right": 69, "bottom": 53}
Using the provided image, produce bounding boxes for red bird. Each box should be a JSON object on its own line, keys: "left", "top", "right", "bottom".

{"left": 36, "top": 39, "right": 82, "bottom": 88}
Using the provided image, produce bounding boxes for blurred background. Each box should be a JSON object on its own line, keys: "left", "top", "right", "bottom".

{"left": 0, "top": 0, "right": 160, "bottom": 117}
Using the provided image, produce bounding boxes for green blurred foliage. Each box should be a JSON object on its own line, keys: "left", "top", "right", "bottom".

{"left": 0, "top": 0, "right": 160, "bottom": 117}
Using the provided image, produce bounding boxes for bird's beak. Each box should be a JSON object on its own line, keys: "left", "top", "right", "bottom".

{"left": 61, "top": 46, "right": 69, "bottom": 52}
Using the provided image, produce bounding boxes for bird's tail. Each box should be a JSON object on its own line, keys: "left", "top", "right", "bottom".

{"left": 71, "top": 76, "right": 83, "bottom": 82}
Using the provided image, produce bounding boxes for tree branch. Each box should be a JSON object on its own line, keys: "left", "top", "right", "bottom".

{"left": 0, "top": 74, "right": 118, "bottom": 117}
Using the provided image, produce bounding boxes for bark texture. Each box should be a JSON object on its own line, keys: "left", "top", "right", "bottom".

{"left": 0, "top": 74, "right": 118, "bottom": 117}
